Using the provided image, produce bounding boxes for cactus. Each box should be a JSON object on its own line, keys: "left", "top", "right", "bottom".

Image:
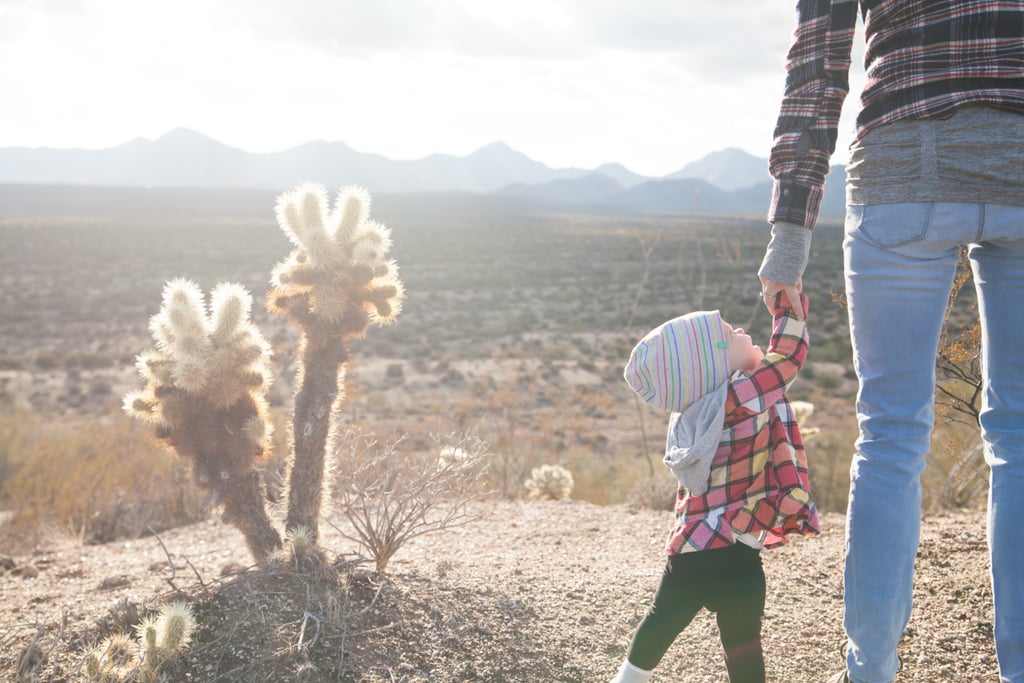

{"left": 524, "top": 464, "right": 574, "bottom": 501}
{"left": 438, "top": 445, "right": 470, "bottom": 468}
{"left": 268, "top": 184, "right": 404, "bottom": 543}
{"left": 123, "top": 183, "right": 402, "bottom": 562}
{"left": 126, "top": 602, "right": 196, "bottom": 680}
{"left": 83, "top": 633, "right": 137, "bottom": 682}
{"left": 123, "top": 280, "right": 281, "bottom": 561}
{"left": 153, "top": 601, "right": 195, "bottom": 652}
{"left": 790, "top": 400, "right": 820, "bottom": 438}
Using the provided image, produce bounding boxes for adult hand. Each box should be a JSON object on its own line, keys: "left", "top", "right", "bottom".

{"left": 759, "top": 277, "right": 804, "bottom": 320}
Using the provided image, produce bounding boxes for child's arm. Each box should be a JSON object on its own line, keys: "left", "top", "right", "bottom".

{"left": 725, "top": 293, "right": 809, "bottom": 419}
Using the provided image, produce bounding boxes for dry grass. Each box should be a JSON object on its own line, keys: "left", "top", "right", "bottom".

{"left": 0, "top": 415, "right": 209, "bottom": 552}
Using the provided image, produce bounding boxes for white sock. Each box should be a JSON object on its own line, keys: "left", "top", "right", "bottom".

{"left": 610, "top": 659, "right": 654, "bottom": 683}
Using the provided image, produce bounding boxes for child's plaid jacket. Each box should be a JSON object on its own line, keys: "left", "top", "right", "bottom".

{"left": 667, "top": 294, "right": 820, "bottom": 556}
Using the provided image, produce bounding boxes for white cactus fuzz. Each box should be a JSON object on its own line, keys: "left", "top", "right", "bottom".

{"left": 790, "top": 400, "right": 820, "bottom": 438}
{"left": 124, "top": 279, "right": 274, "bottom": 429}
{"left": 130, "top": 603, "right": 194, "bottom": 678}
{"left": 271, "top": 184, "right": 404, "bottom": 326}
{"left": 438, "top": 445, "right": 470, "bottom": 469}
{"left": 525, "top": 464, "right": 574, "bottom": 501}
{"left": 154, "top": 602, "right": 195, "bottom": 651}
{"left": 84, "top": 633, "right": 138, "bottom": 680}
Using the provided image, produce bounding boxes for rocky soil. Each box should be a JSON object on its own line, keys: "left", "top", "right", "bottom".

{"left": 0, "top": 500, "right": 998, "bottom": 682}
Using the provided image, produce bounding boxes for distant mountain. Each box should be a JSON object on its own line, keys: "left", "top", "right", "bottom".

{"left": 0, "top": 129, "right": 624, "bottom": 195}
{"left": 501, "top": 167, "right": 847, "bottom": 219}
{"left": 499, "top": 173, "right": 625, "bottom": 206}
{"left": 666, "top": 147, "right": 769, "bottom": 191}
{"left": 0, "top": 129, "right": 846, "bottom": 218}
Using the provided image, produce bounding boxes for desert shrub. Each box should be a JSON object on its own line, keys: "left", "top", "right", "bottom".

{"left": 923, "top": 423, "right": 987, "bottom": 511}
{"left": 0, "top": 396, "right": 37, "bottom": 500}
{"left": 0, "top": 415, "right": 209, "bottom": 552}
{"left": 485, "top": 441, "right": 550, "bottom": 500}
{"left": 34, "top": 350, "right": 61, "bottom": 371}
{"left": 330, "top": 430, "right": 489, "bottom": 572}
{"left": 804, "top": 426, "right": 857, "bottom": 514}
{"left": 812, "top": 371, "right": 842, "bottom": 391}
{"left": 565, "top": 447, "right": 663, "bottom": 506}
{"left": 385, "top": 362, "right": 405, "bottom": 381}
{"left": 628, "top": 472, "right": 679, "bottom": 511}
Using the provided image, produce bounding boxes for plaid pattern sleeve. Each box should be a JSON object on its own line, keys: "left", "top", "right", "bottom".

{"left": 769, "top": 0, "right": 858, "bottom": 231}
{"left": 667, "top": 296, "right": 819, "bottom": 555}
{"left": 769, "top": 1, "right": 1024, "bottom": 230}
{"left": 725, "top": 298, "right": 809, "bottom": 422}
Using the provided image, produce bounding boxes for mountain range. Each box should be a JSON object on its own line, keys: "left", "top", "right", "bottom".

{"left": 0, "top": 128, "right": 846, "bottom": 218}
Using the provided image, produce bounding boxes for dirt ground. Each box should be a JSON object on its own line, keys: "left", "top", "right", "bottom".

{"left": 0, "top": 499, "right": 998, "bottom": 682}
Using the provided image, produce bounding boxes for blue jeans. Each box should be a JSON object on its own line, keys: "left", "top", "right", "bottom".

{"left": 843, "top": 202, "right": 1024, "bottom": 683}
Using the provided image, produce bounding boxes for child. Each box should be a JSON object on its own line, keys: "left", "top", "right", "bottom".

{"left": 613, "top": 292, "right": 819, "bottom": 683}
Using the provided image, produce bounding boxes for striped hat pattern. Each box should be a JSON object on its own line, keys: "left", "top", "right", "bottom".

{"left": 623, "top": 310, "right": 732, "bottom": 413}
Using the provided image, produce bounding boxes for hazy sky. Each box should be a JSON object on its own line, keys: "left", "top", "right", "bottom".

{"left": 0, "top": 0, "right": 865, "bottom": 177}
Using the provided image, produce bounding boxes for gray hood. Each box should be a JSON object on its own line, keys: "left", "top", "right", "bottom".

{"left": 664, "top": 382, "right": 728, "bottom": 496}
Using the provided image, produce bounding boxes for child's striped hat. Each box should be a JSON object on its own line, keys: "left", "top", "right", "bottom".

{"left": 623, "top": 310, "right": 732, "bottom": 413}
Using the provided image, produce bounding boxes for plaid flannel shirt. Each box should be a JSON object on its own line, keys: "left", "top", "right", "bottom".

{"left": 667, "top": 296, "right": 820, "bottom": 555}
{"left": 769, "top": 0, "right": 1024, "bottom": 230}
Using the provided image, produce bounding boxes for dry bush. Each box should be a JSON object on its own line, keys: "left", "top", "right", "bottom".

{"left": 628, "top": 473, "right": 679, "bottom": 511}
{"left": 0, "top": 415, "right": 209, "bottom": 552}
{"left": 330, "top": 430, "right": 489, "bottom": 572}
{"left": 803, "top": 425, "right": 857, "bottom": 514}
{"left": 0, "top": 395, "right": 37, "bottom": 500}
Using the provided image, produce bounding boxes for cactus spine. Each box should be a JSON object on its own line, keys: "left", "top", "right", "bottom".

{"left": 269, "top": 184, "right": 404, "bottom": 542}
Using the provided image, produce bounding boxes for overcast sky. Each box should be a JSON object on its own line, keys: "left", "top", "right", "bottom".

{"left": 0, "top": 0, "right": 865, "bottom": 177}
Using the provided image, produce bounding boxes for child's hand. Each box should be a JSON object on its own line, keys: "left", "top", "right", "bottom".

{"left": 759, "top": 277, "right": 804, "bottom": 320}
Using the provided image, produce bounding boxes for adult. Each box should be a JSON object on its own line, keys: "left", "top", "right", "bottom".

{"left": 758, "top": 2, "right": 1024, "bottom": 682}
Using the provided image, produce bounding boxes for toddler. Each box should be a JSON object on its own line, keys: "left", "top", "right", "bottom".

{"left": 613, "top": 293, "right": 819, "bottom": 683}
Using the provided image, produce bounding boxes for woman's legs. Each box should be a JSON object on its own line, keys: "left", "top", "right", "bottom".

{"left": 842, "top": 203, "right": 964, "bottom": 682}
{"left": 969, "top": 204, "right": 1024, "bottom": 682}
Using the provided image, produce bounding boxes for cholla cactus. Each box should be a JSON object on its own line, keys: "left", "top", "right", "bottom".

{"left": 438, "top": 445, "right": 470, "bottom": 469}
{"left": 153, "top": 602, "right": 195, "bottom": 652}
{"left": 269, "top": 184, "right": 404, "bottom": 542}
{"left": 524, "top": 464, "right": 574, "bottom": 501}
{"left": 132, "top": 602, "right": 195, "bottom": 681}
{"left": 790, "top": 400, "right": 819, "bottom": 438}
{"left": 83, "top": 633, "right": 137, "bottom": 682}
{"left": 123, "top": 279, "right": 281, "bottom": 561}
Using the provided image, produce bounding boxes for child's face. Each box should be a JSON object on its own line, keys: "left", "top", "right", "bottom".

{"left": 721, "top": 319, "right": 763, "bottom": 373}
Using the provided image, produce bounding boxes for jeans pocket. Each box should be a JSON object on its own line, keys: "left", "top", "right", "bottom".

{"left": 847, "top": 203, "right": 934, "bottom": 248}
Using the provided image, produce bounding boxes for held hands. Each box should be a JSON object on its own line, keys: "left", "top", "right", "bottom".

{"left": 759, "top": 276, "right": 804, "bottom": 320}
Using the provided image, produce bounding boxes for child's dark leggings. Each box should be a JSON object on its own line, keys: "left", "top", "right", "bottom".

{"left": 627, "top": 542, "right": 766, "bottom": 683}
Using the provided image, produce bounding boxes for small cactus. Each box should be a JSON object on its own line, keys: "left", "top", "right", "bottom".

{"left": 154, "top": 601, "right": 195, "bottom": 652}
{"left": 790, "top": 400, "right": 820, "bottom": 438}
{"left": 524, "top": 464, "right": 574, "bottom": 501}
{"left": 123, "top": 280, "right": 281, "bottom": 561}
{"left": 134, "top": 615, "right": 159, "bottom": 658}
{"left": 133, "top": 602, "right": 195, "bottom": 678}
{"left": 438, "top": 445, "right": 470, "bottom": 469}
{"left": 83, "top": 633, "right": 138, "bottom": 682}
{"left": 269, "top": 184, "right": 404, "bottom": 543}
